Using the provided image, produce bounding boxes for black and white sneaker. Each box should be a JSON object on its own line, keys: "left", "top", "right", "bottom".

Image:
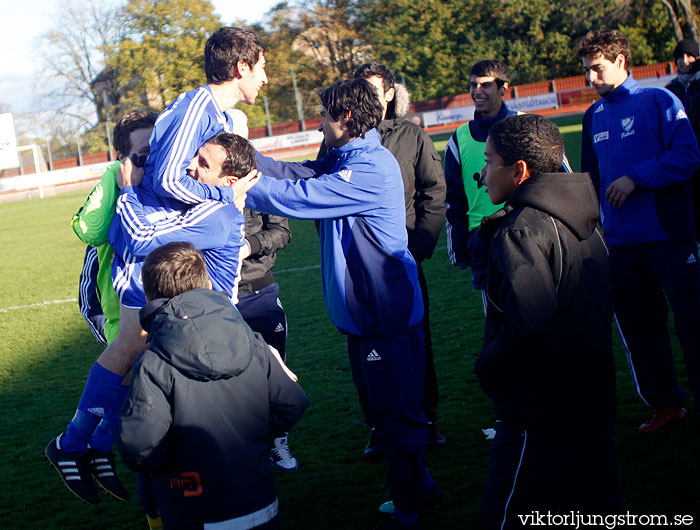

{"left": 89, "top": 449, "right": 130, "bottom": 501}
{"left": 45, "top": 435, "right": 99, "bottom": 505}
{"left": 271, "top": 435, "right": 298, "bottom": 470}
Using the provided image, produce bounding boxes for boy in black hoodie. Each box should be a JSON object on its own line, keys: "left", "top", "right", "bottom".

{"left": 476, "top": 115, "right": 620, "bottom": 528}
{"left": 118, "top": 242, "right": 308, "bottom": 530}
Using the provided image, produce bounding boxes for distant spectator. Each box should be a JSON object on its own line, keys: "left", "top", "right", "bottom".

{"left": 665, "top": 38, "right": 700, "bottom": 245}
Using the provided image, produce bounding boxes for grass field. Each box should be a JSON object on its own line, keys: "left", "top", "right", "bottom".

{"left": 1, "top": 117, "right": 698, "bottom": 529}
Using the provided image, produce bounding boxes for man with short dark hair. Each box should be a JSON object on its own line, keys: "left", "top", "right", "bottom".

{"left": 478, "top": 113, "right": 619, "bottom": 528}
{"left": 320, "top": 62, "right": 447, "bottom": 454}
{"left": 445, "top": 60, "right": 518, "bottom": 300}
{"left": 249, "top": 78, "right": 438, "bottom": 529}
{"left": 578, "top": 29, "right": 700, "bottom": 432}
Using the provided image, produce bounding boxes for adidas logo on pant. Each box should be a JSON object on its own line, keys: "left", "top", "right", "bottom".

{"left": 366, "top": 349, "right": 382, "bottom": 362}
{"left": 687, "top": 253, "right": 697, "bottom": 265}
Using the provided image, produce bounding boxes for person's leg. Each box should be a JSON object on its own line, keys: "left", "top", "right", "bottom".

{"left": 361, "top": 327, "right": 430, "bottom": 527}
{"left": 648, "top": 241, "right": 700, "bottom": 403}
{"left": 610, "top": 246, "right": 686, "bottom": 410}
{"left": 237, "top": 285, "right": 298, "bottom": 470}
{"left": 416, "top": 262, "right": 445, "bottom": 448}
{"left": 47, "top": 304, "right": 146, "bottom": 502}
{"left": 237, "top": 283, "right": 288, "bottom": 361}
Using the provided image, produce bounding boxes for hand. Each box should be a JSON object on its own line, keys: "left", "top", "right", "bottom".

{"left": 605, "top": 175, "right": 636, "bottom": 208}
{"left": 268, "top": 345, "right": 298, "bottom": 382}
{"left": 231, "top": 170, "right": 260, "bottom": 213}
{"left": 116, "top": 157, "right": 145, "bottom": 189}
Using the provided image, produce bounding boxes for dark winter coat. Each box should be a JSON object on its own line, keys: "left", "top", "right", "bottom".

{"left": 239, "top": 209, "right": 291, "bottom": 294}
{"left": 476, "top": 173, "right": 615, "bottom": 430}
{"left": 118, "top": 288, "right": 308, "bottom": 529}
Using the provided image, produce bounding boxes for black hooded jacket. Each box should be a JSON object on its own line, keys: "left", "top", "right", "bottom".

{"left": 118, "top": 289, "right": 308, "bottom": 529}
{"left": 476, "top": 173, "right": 615, "bottom": 430}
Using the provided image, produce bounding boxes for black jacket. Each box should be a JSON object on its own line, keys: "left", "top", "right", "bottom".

{"left": 239, "top": 209, "right": 291, "bottom": 294}
{"left": 476, "top": 173, "right": 615, "bottom": 430}
{"left": 118, "top": 289, "right": 308, "bottom": 529}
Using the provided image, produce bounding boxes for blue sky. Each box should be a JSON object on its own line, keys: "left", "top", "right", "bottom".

{"left": 0, "top": 0, "right": 281, "bottom": 115}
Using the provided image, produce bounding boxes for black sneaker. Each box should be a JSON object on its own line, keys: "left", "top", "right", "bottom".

{"left": 427, "top": 422, "right": 446, "bottom": 448}
{"left": 45, "top": 436, "right": 99, "bottom": 505}
{"left": 364, "top": 428, "right": 386, "bottom": 459}
{"left": 88, "top": 449, "right": 130, "bottom": 501}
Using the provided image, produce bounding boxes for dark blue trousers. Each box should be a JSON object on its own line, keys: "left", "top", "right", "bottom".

{"left": 481, "top": 423, "right": 621, "bottom": 530}
{"left": 237, "top": 283, "right": 287, "bottom": 361}
{"left": 348, "top": 325, "right": 429, "bottom": 513}
{"left": 610, "top": 241, "right": 700, "bottom": 408}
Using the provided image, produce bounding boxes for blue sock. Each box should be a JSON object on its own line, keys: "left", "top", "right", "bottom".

{"left": 61, "top": 362, "right": 124, "bottom": 453}
{"left": 89, "top": 384, "right": 130, "bottom": 452}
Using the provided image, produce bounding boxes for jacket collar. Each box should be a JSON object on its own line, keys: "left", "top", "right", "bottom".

{"left": 602, "top": 74, "right": 638, "bottom": 103}
{"left": 333, "top": 128, "right": 382, "bottom": 156}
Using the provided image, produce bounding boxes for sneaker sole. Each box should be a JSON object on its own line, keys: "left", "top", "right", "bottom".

{"left": 95, "top": 478, "right": 130, "bottom": 502}
{"left": 45, "top": 451, "right": 99, "bottom": 505}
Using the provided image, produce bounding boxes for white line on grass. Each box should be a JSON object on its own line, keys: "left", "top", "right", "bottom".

{"left": 0, "top": 298, "right": 78, "bottom": 313}
{"left": 0, "top": 265, "right": 323, "bottom": 313}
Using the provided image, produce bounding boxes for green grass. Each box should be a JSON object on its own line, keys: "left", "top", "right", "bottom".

{"left": 1, "top": 129, "right": 698, "bottom": 529}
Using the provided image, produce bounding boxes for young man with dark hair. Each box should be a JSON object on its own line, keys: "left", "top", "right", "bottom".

{"left": 578, "top": 29, "right": 700, "bottom": 432}
{"left": 248, "top": 78, "right": 437, "bottom": 529}
{"left": 47, "top": 26, "right": 266, "bottom": 506}
{"left": 319, "top": 62, "right": 447, "bottom": 455}
{"left": 75, "top": 110, "right": 158, "bottom": 347}
{"left": 47, "top": 130, "right": 257, "bottom": 506}
{"left": 48, "top": 111, "right": 157, "bottom": 506}
{"left": 477, "top": 114, "right": 619, "bottom": 528}
{"left": 445, "top": 60, "right": 514, "bottom": 298}
{"left": 118, "top": 241, "right": 308, "bottom": 530}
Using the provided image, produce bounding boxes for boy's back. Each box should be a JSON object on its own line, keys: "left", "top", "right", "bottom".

{"left": 119, "top": 271, "right": 308, "bottom": 528}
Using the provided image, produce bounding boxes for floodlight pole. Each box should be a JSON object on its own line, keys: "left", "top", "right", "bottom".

{"left": 290, "top": 68, "right": 306, "bottom": 131}
{"left": 264, "top": 96, "right": 273, "bottom": 137}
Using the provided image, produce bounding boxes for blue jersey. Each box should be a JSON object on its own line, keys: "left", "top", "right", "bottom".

{"left": 582, "top": 76, "right": 700, "bottom": 245}
{"left": 142, "top": 85, "right": 235, "bottom": 209}
{"left": 110, "top": 185, "right": 246, "bottom": 307}
{"left": 247, "top": 128, "right": 423, "bottom": 337}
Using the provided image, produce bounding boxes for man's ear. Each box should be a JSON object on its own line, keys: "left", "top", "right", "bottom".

{"left": 236, "top": 60, "right": 250, "bottom": 79}
{"left": 512, "top": 160, "right": 531, "bottom": 186}
{"left": 207, "top": 279, "right": 213, "bottom": 290}
{"left": 385, "top": 87, "right": 395, "bottom": 103}
{"left": 223, "top": 175, "right": 239, "bottom": 186}
{"left": 500, "top": 82, "right": 509, "bottom": 95}
{"left": 341, "top": 109, "right": 352, "bottom": 128}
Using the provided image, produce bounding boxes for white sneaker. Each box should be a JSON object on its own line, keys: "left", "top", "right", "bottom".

{"left": 271, "top": 435, "right": 298, "bottom": 470}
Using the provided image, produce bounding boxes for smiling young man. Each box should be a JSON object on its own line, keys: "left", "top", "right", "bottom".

{"left": 579, "top": 29, "right": 700, "bottom": 433}
{"left": 477, "top": 113, "right": 619, "bottom": 530}
{"left": 248, "top": 78, "right": 437, "bottom": 530}
{"left": 444, "top": 60, "right": 518, "bottom": 299}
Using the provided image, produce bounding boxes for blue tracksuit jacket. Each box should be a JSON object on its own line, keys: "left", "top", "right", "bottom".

{"left": 246, "top": 129, "right": 424, "bottom": 337}
{"left": 581, "top": 75, "right": 700, "bottom": 245}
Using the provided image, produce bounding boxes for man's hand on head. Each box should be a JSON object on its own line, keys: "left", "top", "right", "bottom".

{"left": 605, "top": 175, "right": 636, "bottom": 208}
{"left": 231, "top": 170, "right": 261, "bottom": 213}
{"left": 116, "top": 157, "right": 145, "bottom": 189}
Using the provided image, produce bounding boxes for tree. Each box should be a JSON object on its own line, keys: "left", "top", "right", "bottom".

{"left": 35, "top": 0, "right": 121, "bottom": 128}
{"left": 660, "top": 0, "right": 699, "bottom": 41}
{"left": 105, "top": 0, "right": 221, "bottom": 115}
